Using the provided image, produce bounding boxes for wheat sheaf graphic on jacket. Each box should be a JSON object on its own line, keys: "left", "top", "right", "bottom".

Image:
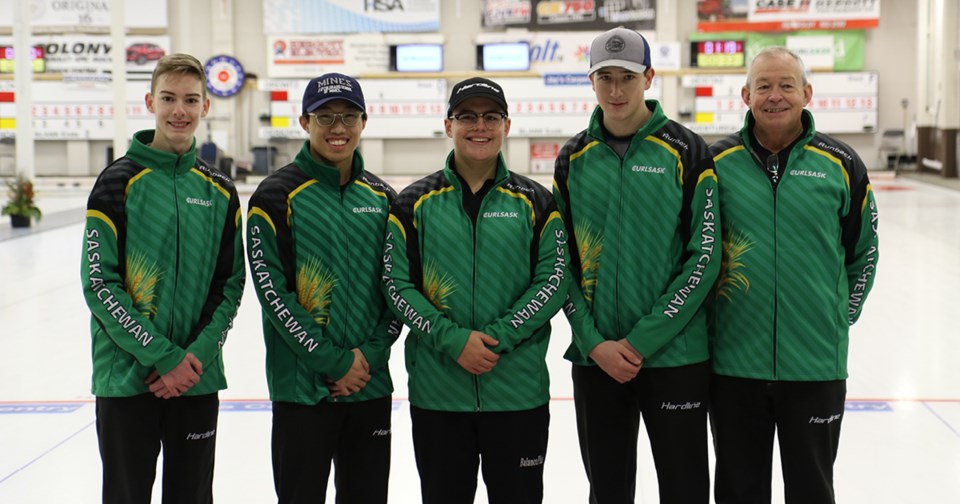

{"left": 717, "top": 229, "right": 753, "bottom": 302}
{"left": 297, "top": 257, "right": 337, "bottom": 326}
{"left": 125, "top": 250, "right": 162, "bottom": 317}
{"left": 574, "top": 220, "right": 603, "bottom": 302}
{"left": 423, "top": 260, "right": 456, "bottom": 311}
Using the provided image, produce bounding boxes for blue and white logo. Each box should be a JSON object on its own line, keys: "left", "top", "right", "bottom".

{"left": 204, "top": 55, "right": 245, "bottom": 98}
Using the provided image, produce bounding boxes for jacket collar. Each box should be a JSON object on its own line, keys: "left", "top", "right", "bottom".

{"left": 740, "top": 108, "right": 817, "bottom": 152}
{"left": 587, "top": 99, "right": 669, "bottom": 143}
{"left": 128, "top": 130, "right": 197, "bottom": 175}
{"left": 442, "top": 150, "right": 509, "bottom": 192}
{"left": 293, "top": 140, "right": 364, "bottom": 187}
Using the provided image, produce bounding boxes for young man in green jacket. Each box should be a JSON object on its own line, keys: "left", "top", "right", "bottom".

{"left": 246, "top": 73, "right": 401, "bottom": 503}
{"left": 383, "top": 77, "right": 569, "bottom": 504}
{"left": 554, "top": 27, "right": 720, "bottom": 503}
{"left": 708, "top": 47, "right": 879, "bottom": 504}
{"left": 81, "top": 53, "right": 246, "bottom": 504}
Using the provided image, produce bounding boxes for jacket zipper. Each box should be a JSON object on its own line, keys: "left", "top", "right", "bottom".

{"left": 340, "top": 185, "right": 351, "bottom": 350}
{"left": 471, "top": 185, "right": 484, "bottom": 412}
{"left": 172, "top": 154, "right": 182, "bottom": 336}
{"left": 752, "top": 149, "right": 780, "bottom": 378}
{"left": 335, "top": 184, "right": 350, "bottom": 402}
{"left": 771, "top": 176, "right": 779, "bottom": 379}
{"left": 604, "top": 142, "right": 626, "bottom": 337}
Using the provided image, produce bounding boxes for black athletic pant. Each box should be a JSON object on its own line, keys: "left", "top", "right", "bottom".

{"left": 572, "top": 361, "right": 710, "bottom": 504}
{"left": 96, "top": 393, "right": 219, "bottom": 504}
{"left": 272, "top": 396, "right": 392, "bottom": 504}
{"left": 710, "top": 375, "right": 846, "bottom": 504}
{"left": 411, "top": 404, "right": 550, "bottom": 504}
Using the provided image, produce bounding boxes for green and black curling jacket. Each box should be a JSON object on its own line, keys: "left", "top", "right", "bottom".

{"left": 555, "top": 101, "right": 721, "bottom": 368}
{"left": 247, "top": 142, "right": 401, "bottom": 405}
{"left": 81, "top": 130, "right": 245, "bottom": 397}
{"left": 709, "top": 110, "right": 879, "bottom": 381}
{"left": 383, "top": 152, "right": 569, "bottom": 412}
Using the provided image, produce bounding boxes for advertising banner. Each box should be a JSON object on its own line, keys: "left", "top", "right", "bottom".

{"left": 0, "top": 35, "right": 172, "bottom": 80}
{"left": 697, "top": 0, "right": 880, "bottom": 32}
{"left": 0, "top": 0, "right": 167, "bottom": 29}
{"left": 263, "top": 0, "right": 440, "bottom": 34}
{"left": 522, "top": 31, "right": 660, "bottom": 75}
{"left": 530, "top": 140, "right": 561, "bottom": 173}
{"left": 266, "top": 35, "right": 390, "bottom": 78}
{"left": 482, "top": 0, "right": 656, "bottom": 31}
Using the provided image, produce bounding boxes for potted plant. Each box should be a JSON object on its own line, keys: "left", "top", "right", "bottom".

{"left": 2, "top": 175, "right": 42, "bottom": 228}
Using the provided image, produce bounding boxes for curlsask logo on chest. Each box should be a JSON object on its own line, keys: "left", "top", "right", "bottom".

{"left": 185, "top": 197, "right": 213, "bottom": 207}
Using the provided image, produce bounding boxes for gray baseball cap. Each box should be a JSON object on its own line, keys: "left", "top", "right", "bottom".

{"left": 589, "top": 27, "right": 651, "bottom": 75}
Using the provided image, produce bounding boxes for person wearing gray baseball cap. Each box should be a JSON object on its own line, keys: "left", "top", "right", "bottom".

{"left": 554, "top": 26, "right": 718, "bottom": 503}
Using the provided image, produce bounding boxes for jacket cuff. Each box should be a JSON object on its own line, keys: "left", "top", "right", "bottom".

{"left": 154, "top": 347, "right": 188, "bottom": 376}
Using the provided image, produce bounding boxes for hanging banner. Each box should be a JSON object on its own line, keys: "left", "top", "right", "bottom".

{"left": 496, "top": 30, "right": 660, "bottom": 75}
{"left": 266, "top": 34, "right": 390, "bottom": 78}
{"left": 0, "top": 35, "right": 171, "bottom": 80}
{"left": 697, "top": 0, "right": 880, "bottom": 32}
{"left": 482, "top": 0, "right": 657, "bottom": 31}
{"left": 786, "top": 35, "right": 834, "bottom": 70}
{"left": 0, "top": 0, "right": 167, "bottom": 29}
{"left": 695, "top": 31, "right": 865, "bottom": 71}
{"left": 262, "top": 0, "right": 440, "bottom": 34}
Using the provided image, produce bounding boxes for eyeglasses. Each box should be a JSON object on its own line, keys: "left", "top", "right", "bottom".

{"left": 309, "top": 112, "right": 363, "bottom": 127}
{"left": 448, "top": 112, "right": 507, "bottom": 128}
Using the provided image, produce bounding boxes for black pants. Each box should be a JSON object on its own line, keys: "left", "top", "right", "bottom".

{"left": 710, "top": 375, "right": 846, "bottom": 504}
{"left": 272, "top": 396, "right": 392, "bottom": 504}
{"left": 96, "top": 393, "right": 219, "bottom": 504}
{"left": 572, "top": 361, "right": 710, "bottom": 504}
{"left": 411, "top": 404, "right": 550, "bottom": 504}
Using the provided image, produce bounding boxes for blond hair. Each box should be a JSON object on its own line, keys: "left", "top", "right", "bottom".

{"left": 150, "top": 53, "right": 207, "bottom": 98}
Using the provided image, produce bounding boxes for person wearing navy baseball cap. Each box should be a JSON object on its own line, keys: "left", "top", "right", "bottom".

{"left": 246, "top": 72, "right": 399, "bottom": 503}
{"left": 555, "top": 26, "right": 718, "bottom": 503}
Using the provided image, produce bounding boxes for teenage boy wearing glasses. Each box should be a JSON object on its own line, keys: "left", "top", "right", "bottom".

{"left": 247, "top": 72, "right": 401, "bottom": 503}
{"left": 382, "top": 77, "right": 569, "bottom": 504}
{"left": 553, "top": 27, "right": 720, "bottom": 503}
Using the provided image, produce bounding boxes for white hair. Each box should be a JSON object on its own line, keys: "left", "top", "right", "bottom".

{"left": 745, "top": 46, "right": 810, "bottom": 88}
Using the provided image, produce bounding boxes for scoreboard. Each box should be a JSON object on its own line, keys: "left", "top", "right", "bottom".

{"left": 690, "top": 40, "right": 745, "bottom": 68}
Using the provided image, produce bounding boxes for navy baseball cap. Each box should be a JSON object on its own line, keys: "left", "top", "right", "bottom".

{"left": 589, "top": 27, "right": 651, "bottom": 75}
{"left": 302, "top": 73, "right": 365, "bottom": 115}
{"left": 447, "top": 77, "right": 508, "bottom": 116}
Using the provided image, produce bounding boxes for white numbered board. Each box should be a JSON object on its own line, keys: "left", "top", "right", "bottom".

{"left": 260, "top": 78, "right": 449, "bottom": 140}
{"left": 681, "top": 72, "right": 878, "bottom": 135}
{"left": 0, "top": 81, "right": 155, "bottom": 140}
{"left": 259, "top": 75, "right": 663, "bottom": 140}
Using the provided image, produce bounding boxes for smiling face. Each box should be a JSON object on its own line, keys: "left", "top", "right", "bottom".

{"left": 590, "top": 66, "right": 655, "bottom": 135}
{"left": 299, "top": 99, "right": 366, "bottom": 173}
{"left": 742, "top": 51, "right": 813, "bottom": 139}
{"left": 445, "top": 96, "right": 511, "bottom": 167}
{"left": 145, "top": 71, "right": 209, "bottom": 155}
